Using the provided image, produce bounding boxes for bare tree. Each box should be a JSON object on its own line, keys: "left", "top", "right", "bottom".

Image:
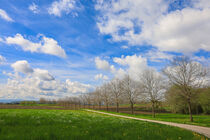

{"left": 101, "top": 83, "right": 111, "bottom": 111}
{"left": 80, "top": 94, "right": 87, "bottom": 108}
{"left": 122, "top": 75, "right": 140, "bottom": 114}
{"left": 110, "top": 78, "right": 123, "bottom": 112}
{"left": 93, "top": 87, "right": 103, "bottom": 110}
{"left": 163, "top": 56, "right": 207, "bottom": 122}
{"left": 140, "top": 68, "right": 166, "bottom": 118}
{"left": 83, "top": 93, "right": 92, "bottom": 109}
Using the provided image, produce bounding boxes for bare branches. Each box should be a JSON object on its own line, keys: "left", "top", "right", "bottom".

{"left": 139, "top": 68, "right": 166, "bottom": 117}
{"left": 163, "top": 56, "right": 208, "bottom": 122}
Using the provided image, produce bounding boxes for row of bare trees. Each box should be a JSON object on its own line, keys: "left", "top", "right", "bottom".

{"left": 80, "top": 68, "right": 166, "bottom": 118}
{"left": 39, "top": 56, "right": 209, "bottom": 122}
{"left": 80, "top": 56, "right": 209, "bottom": 122}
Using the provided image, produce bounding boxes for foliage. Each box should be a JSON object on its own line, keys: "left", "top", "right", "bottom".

{"left": 199, "top": 88, "right": 210, "bottom": 114}
{"left": 20, "top": 101, "right": 37, "bottom": 105}
{"left": 165, "top": 85, "right": 210, "bottom": 115}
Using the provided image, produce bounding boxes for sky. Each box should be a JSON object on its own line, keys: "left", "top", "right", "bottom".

{"left": 0, "top": 0, "right": 210, "bottom": 101}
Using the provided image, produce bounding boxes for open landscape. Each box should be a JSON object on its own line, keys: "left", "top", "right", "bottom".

{"left": 0, "top": 103, "right": 209, "bottom": 139}
{"left": 0, "top": 108, "right": 209, "bottom": 140}
{"left": 1, "top": 0, "right": 210, "bottom": 139}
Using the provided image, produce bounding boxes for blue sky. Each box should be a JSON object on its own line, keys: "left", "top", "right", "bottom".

{"left": 0, "top": 0, "right": 209, "bottom": 100}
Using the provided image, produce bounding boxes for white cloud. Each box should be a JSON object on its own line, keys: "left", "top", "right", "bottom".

{"left": 29, "top": 3, "right": 39, "bottom": 14}
{"left": 48, "top": 0, "right": 77, "bottom": 17}
{"left": 113, "top": 54, "right": 148, "bottom": 80}
{"left": 95, "top": 57, "right": 112, "bottom": 71}
{"left": 94, "top": 73, "right": 109, "bottom": 81}
{"left": 193, "top": 0, "right": 210, "bottom": 9}
{"left": 11, "top": 60, "right": 34, "bottom": 74}
{"left": 113, "top": 68, "right": 126, "bottom": 80}
{"left": 40, "top": 36, "right": 67, "bottom": 58}
{"left": 95, "top": 0, "right": 210, "bottom": 53}
{"left": 0, "top": 9, "right": 14, "bottom": 22}
{"left": 66, "top": 79, "right": 93, "bottom": 94}
{"left": 95, "top": 54, "right": 148, "bottom": 80}
{"left": 33, "top": 69, "right": 55, "bottom": 81}
{"left": 0, "top": 76, "right": 93, "bottom": 100}
{"left": 0, "top": 55, "right": 6, "bottom": 64}
{"left": 11, "top": 60, "right": 54, "bottom": 81}
{"left": 149, "top": 8, "right": 210, "bottom": 53}
{"left": 144, "top": 50, "right": 174, "bottom": 62}
{"left": 5, "top": 34, "right": 66, "bottom": 58}
{"left": 121, "top": 45, "right": 129, "bottom": 49}
{"left": 0, "top": 61, "right": 93, "bottom": 100}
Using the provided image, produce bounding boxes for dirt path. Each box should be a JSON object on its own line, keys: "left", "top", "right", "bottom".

{"left": 85, "top": 109, "right": 210, "bottom": 138}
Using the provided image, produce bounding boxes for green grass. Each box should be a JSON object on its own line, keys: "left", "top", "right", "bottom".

{"left": 0, "top": 109, "right": 209, "bottom": 140}
{"left": 95, "top": 110, "right": 210, "bottom": 127}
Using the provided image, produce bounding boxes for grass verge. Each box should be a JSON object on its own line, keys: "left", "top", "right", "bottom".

{"left": 92, "top": 109, "right": 210, "bottom": 127}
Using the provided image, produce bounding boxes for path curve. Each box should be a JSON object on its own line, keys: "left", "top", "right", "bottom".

{"left": 85, "top": 109, "right": 210, "bottom": 138}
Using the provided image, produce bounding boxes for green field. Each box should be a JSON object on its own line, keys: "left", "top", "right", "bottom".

{"left": 97, "top": 110, "right": 210, "bottom": 127}
{"left": 0, "top": 109, "right": 209, "bottom": 140}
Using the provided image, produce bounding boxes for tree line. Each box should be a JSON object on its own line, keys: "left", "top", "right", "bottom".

{"left": 40, "top": 56, "right": 209, "bottom": 122}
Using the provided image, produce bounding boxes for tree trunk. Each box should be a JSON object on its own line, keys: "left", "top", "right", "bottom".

{"left": 116, "top": 102, "right": 119, "bottom": 113}
{"left": 130, "top": 102, "right": 134, "bottom": 114}
{"left": 99, "top": 102, "right": 101, "bottom": 110}
{"left": 188, "top": 100, "right": 193, "bottom": 122}
{"left": 106, "top": 103, "right": 109, "bottom": 111}
{"left": 152, "top": 102, "right": 155, "bottom": 118}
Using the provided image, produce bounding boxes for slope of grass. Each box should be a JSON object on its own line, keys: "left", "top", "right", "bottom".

{"left": 95, "top": 109, "right": 210, "bottom": 127}
{"left": 0, "top": 109, "right": 208, "bottom": 140}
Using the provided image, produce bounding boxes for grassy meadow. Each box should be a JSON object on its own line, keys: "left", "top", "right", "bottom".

{"left": 0, "top": 109, "right": 209, "bottom": 140}
{"left": 97, "top": 110, "right": 210, "bottom": 127}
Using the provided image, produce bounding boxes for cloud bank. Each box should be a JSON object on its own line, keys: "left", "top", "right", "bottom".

{"left": 95, "top": 0, "right": 210, "bottom": 53}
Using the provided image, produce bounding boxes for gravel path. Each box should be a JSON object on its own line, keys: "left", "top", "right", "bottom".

{"left": 85, "top": 109, "right": 210, "bottom": 138}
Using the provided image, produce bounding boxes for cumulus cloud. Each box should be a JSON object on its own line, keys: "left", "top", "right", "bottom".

{"left": 95, "top": 0, "right": 210, "bottom": 53}
{"left": 29, "top": 3, "right": 39, "bottom": 14}
{"left": 0, "top": 9, "right": 14, "bottom": 22}
{"left": 48, "top": 0, "right": 78, "bottom": 17}
{"left": 11, "top": 60, "right": 34, "bottom": 74}
{"left": 0, "top": 55, "right": 6, "bottom": 64}
{"left": 0, "top": 60, "right": 93, "bottom": 100}
{"left": 65, "top": 79, "right": 93, "bottom": 94}
{"left": 95, "top": 54, "right": 148, "bottom": 80}
{"left": 0, "top": 76, "right": 93, "bottom": 100}
{"left": 33, "top": 69, "right": 55, "bottom": 81}
{"left": 11, "top": 60, "right": 54, "bottom": 81}
{"left": 94, "top": 73, "right": 109, "bottom": 81}
{"left": 5, "top": 34, "right": 66, "bottom": 58}
{"left": 113, "top": 54, "right": 148, "bottom": 80}
{"left": 95, "top": 57, "right": 115, "bottom": 72}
